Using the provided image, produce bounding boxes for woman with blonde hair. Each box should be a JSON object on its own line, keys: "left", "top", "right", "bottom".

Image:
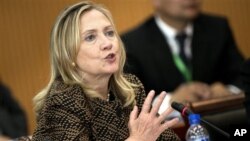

{"left": 32, "top": 1, "right": 180, "bottom": 140}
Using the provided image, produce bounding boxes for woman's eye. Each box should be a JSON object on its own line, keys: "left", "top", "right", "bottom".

{"left": 105, "top": 30, "right": 115, "bottom": 37}
{"left": 85, "top": 34, "right": 96, "bottom": 42}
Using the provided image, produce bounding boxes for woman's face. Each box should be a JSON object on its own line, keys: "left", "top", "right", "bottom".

{"left": 76, "top": 9, "right": 120, "bottom": 78}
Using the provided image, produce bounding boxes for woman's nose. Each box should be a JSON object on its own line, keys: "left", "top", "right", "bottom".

{"left": 100, "top": 36, "right": 112, "bottom": 50}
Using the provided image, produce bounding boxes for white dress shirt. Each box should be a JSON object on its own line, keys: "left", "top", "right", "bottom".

{"left": 155, "top": 15, "right": 193, "bottom": 59}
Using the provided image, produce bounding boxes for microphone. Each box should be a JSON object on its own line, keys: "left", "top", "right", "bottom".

{"left": 171, "top": 101, "right": 230, "bottom": 138}
{"left": 171, "top": 101, "right": 193, "bottom": 116}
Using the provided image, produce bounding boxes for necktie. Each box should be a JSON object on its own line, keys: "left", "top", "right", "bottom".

{"left": 175, "top": 32, "right": 189, "bottom": 67}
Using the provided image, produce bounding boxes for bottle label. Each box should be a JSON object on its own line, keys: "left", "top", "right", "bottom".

{"left": 187, "top": 136, "right": 209, "bottom": 141}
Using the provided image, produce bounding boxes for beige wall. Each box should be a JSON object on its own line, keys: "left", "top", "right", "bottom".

{"left": 0, "top": 0, "right": 249, "bottom": 134}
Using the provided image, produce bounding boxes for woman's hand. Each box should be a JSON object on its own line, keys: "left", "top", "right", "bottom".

{"left": 126, "top": 90, "right": 179, "bottom": 141}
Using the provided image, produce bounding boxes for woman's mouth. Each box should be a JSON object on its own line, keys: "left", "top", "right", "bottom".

{"left": 104, "top": 53, "right": 116, "bottom": 63}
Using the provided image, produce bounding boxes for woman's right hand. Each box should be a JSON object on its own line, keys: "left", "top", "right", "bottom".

{"left": 126, "top": 90, "right": 179, "bottom": 141}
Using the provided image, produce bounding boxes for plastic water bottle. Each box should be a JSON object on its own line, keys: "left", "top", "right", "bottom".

{"left": 186, "top": 114, "right": 210, "bottom": 141}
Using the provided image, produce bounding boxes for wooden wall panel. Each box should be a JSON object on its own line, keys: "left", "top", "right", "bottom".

{"left": 94, "top": 0, "right": 154, "bottom": 33}
{"left": 0, "top": 0, "right": 249, "bottom": 135}
{"left": 202, "top": 0, "right": 250, "bottom": 58}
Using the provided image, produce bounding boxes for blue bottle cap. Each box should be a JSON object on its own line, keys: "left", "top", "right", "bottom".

{"left": 188, "top": 114, "right": 201, "bottom": 125}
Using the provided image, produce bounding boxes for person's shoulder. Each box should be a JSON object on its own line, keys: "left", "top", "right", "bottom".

{"left": 0, "top": 83, "right": 11, "bottom": 96}
{"left": 121, "top": 16, "right": 155, "bottom": 39}
{"left": 123, "top": 73, "right": 146, "bottom": 95}
{"left": 46, "top": 78, "right": 85, "bottom": 106}
{"left": 123, "top": 73, "right": 147, "bottom": 108}
{"left": 195, "top": 13, "right": 229, "bottom": 25}
{"left": 123, "top": 73, "right": 145, "bottom": 94}
{"left": 123, "top": 73, "right": 143, "bottom": 86}
{"left": 39, "top": 78, "right": 90, "bottom": 120}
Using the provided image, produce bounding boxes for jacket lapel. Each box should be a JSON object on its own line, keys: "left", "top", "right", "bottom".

{"left": 192, "top": 16, "right": 213, "bottom": 81}
{"left": 147, "top": 17, "right": 187, "bottom": 84}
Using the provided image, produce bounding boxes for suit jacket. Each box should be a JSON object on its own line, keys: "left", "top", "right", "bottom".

{"left": 121, "top": 14, "right": 244, "bottom": 94}
{"left": 32, "top": 74, "right": 180, "bottom": 141}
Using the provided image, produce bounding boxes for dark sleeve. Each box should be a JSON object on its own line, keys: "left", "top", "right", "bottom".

{"left": 241, "top": 59, "right": 250, "bottom": 92}
{"left": 219, "top": 19, "right": 244, "bottom": 86}
{"left": 240, "top": 59, "right": 250, "bottom": 124}
{"left": 32, "top": 87, "right": 91, "bottom": 141}
{"left": 121, "top": 33, "right": 141, "bottom": 77}
{"left": 126, "top": 74, "right": 181, "bottom": 141}
{"left": 0, "top": 84, "right": 28, "bottom": 138}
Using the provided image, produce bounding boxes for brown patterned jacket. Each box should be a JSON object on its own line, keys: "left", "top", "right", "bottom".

{"left": 32, "top": 74, "right": 180, "bottom": 141}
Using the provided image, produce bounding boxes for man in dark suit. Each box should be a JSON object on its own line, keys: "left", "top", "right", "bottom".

{"left": 121, "top": 0, "right": 244, "bottom": 103}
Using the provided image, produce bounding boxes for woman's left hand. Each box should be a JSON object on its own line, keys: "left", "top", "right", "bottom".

{"left": 126, "top": 90, "right": 179, "bottom": 141}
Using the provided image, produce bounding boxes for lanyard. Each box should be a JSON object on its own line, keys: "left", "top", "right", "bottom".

{"left": 173, "top": 54, "right": 192, "bottom": 82}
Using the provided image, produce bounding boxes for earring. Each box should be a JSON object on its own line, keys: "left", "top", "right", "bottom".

{"left": 72, "top": 62, "right": 76, "bottom": 67}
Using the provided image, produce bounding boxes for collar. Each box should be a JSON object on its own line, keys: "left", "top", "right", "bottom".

{"left": 154, "top": 15, "right": 193, "bottom": 38}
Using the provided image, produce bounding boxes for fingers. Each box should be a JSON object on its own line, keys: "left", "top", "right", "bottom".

{"left": 128, "top": 91, "right": 179, "bottom": 140}
{"left": 158, "top": 107, "right": 173, "bottom": 122}
{"left": 129, "top": 106, "right": 138, "bottom": 128}
{"left": 151, "top": 91, "right": 167, "bottom": 115}
{"left": 141, "top": 90, "right": 155, "bottom": 113}
{"left": 158, "top": 108, "right": 179, "bottom": 132}
{"left": 160, "top": 118, "right": 179, "bottom": 132}
{"left": 129, "top": 106, "right": 138, "bottom": 121}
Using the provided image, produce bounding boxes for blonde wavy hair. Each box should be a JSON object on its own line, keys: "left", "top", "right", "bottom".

{"left": 33, "top": 1, "right": 136, "bottom": 114}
